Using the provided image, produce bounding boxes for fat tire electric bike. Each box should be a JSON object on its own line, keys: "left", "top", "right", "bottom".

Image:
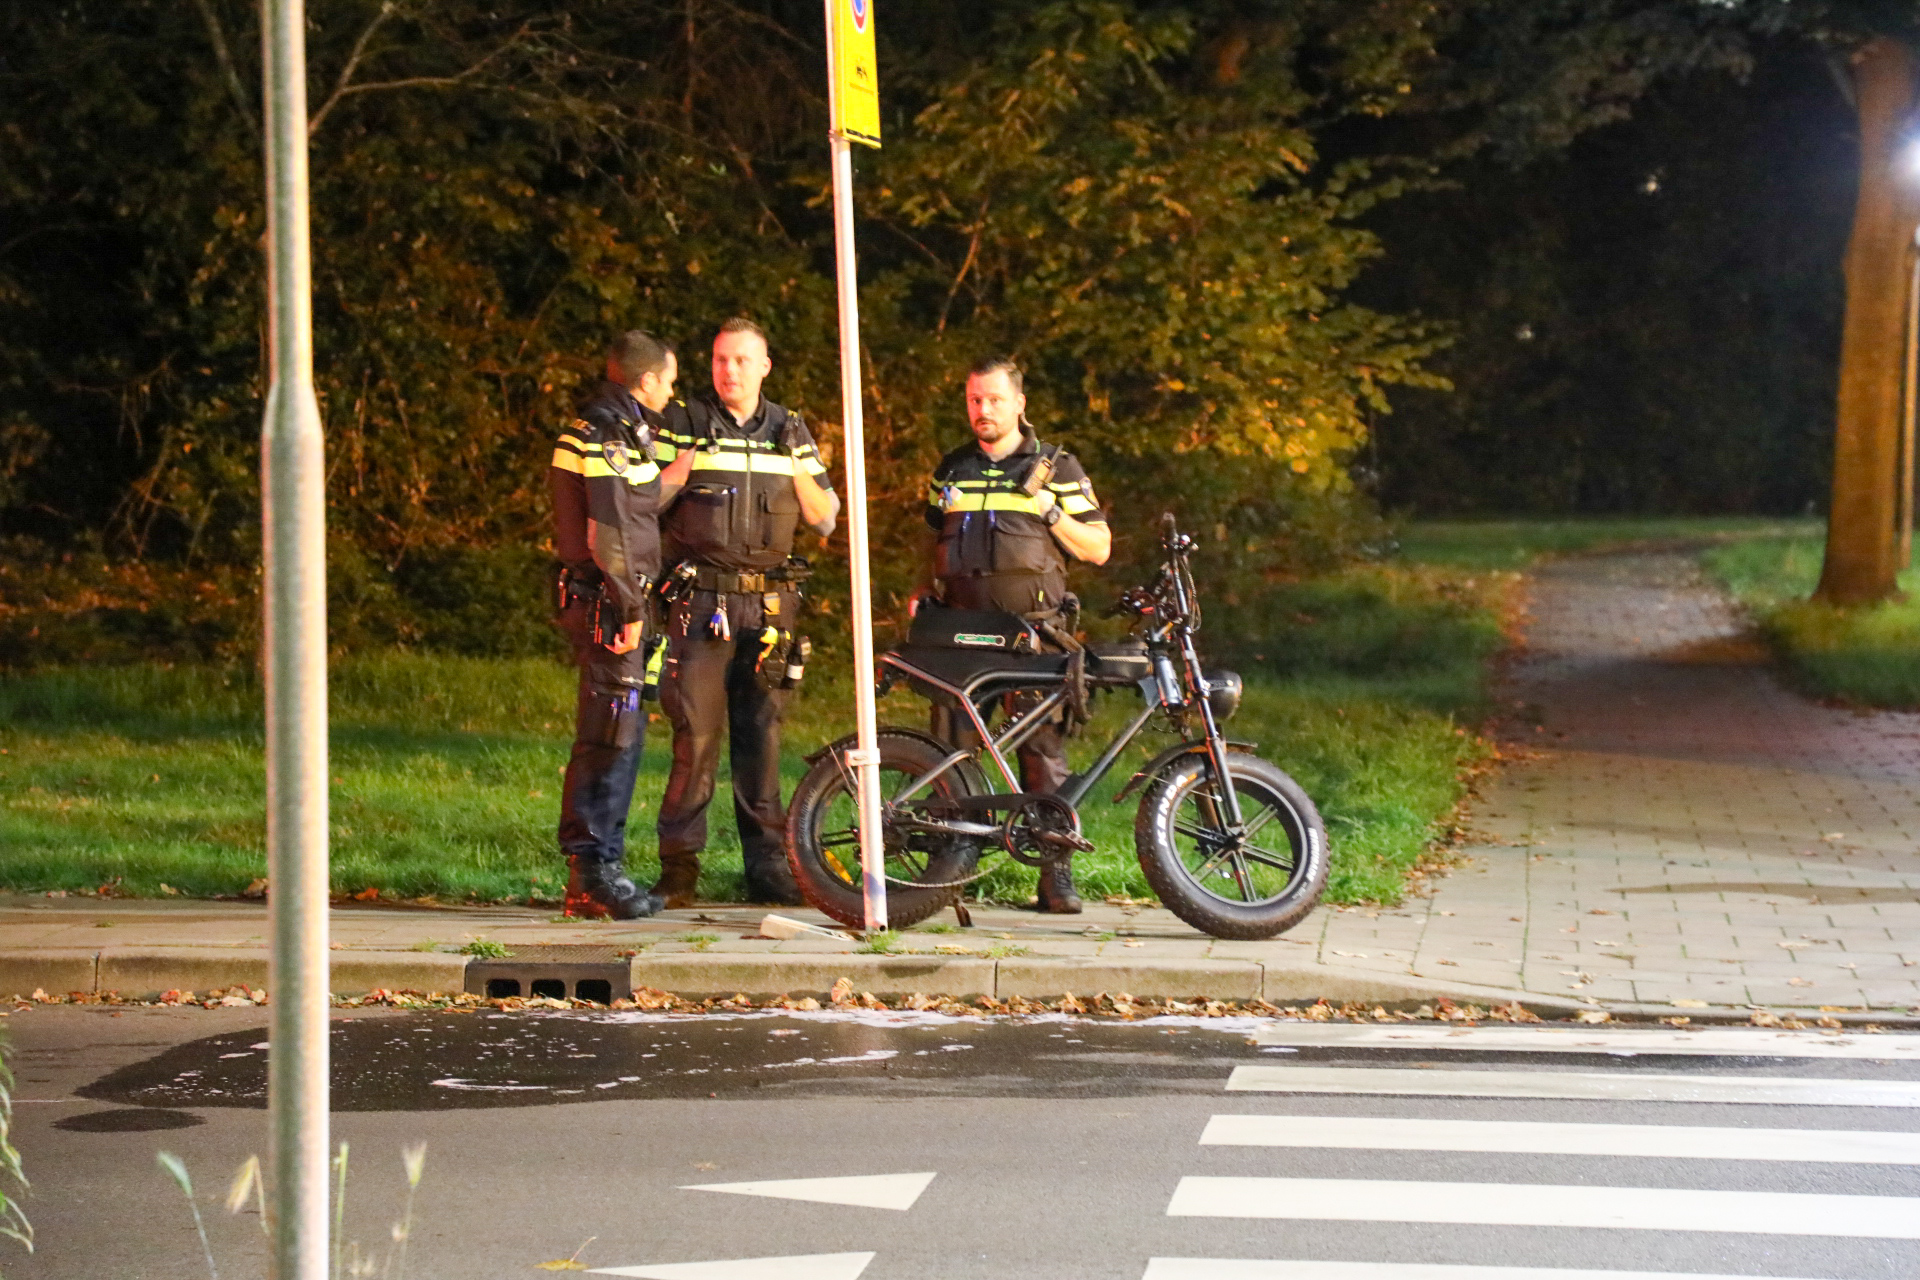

{"left": 786, "top": 515, "right": 1329, "bottom": 939}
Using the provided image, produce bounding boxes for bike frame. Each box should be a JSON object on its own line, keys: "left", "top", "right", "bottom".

{"left": 870, "top": 517, "right": 1246, "bottom": 839}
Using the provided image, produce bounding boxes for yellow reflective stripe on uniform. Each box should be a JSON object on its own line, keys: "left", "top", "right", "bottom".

{"left": 1060, "top": 493, "right": 1098, "bottom": 515}
{"left": 580, "top": 456, "right": 661, "bottom": 484}
{"left": 689, "top": 451, "right": 800, "bottom": 476}
{"left": 799, "top": 455, "right": 827, "bottom": 476}
{"left": 940, "top": 491, "right": 1048, "bottom": 515}
{"left": 551, "top": 448, "right": 587, "bottom": 475}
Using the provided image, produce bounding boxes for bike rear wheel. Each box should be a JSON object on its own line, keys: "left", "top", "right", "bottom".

{"left": 786, "top": 730, "right": 985, "bottom": 930}
{"left": 1134, "top": 751, "right": 1328, "bottom": 940}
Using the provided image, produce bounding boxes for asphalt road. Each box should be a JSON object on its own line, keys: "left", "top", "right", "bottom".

{"left": 7, "top": 1006, "right": 1920, "bottom": 1279}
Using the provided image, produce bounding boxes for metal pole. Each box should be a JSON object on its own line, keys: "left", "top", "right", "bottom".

{"left": 1902, "top": 230, "right": 1919, "bottom": 572}
{"left": 261, "top": 2, "right": 331, "bottom": 1277}
{"left": 827, "top": 126, "right": 888, "bottom": 932}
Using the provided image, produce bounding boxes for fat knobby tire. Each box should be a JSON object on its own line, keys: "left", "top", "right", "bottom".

{"left": 1134, "top": 751, "right": 1329, "bottom": 940}
{"left": 785, "top": 730, "right": 981, "bottom": 930}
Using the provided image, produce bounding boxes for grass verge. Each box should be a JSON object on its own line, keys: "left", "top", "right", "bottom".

{"left": 1701, "top": 535, "right": 1920, "bottom": 708}
{"left": 0, "top": 563, "right": 1505, "bottom": 909}
{"left": 1399, "top": 516, "right": 1820, "bottom": 571}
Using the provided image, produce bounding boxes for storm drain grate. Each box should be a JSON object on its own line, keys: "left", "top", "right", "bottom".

{"left": 463, "top": 944, "right": 632, "bottom": 1003}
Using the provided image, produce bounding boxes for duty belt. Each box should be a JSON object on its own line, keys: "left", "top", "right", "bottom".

{"left": 692, "top": 566, "right": 797, "bottom": 595}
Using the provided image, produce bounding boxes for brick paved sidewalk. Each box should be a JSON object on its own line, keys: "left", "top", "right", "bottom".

{"left": 1319, "top": 550, "right": 1920, "bottom": 1013}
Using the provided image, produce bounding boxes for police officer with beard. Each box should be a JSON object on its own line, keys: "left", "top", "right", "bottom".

{"left": 650, "top": 318, "right": 840, "bottom": 907}
{"left": 550, "top": 330, "right": 689, "bottom": 919}
{"left": 923, "top": 356, "right": 1110, "bottom": 913}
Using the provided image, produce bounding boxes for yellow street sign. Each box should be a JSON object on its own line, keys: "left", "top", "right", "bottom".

{"left": 827, "top": 0, "right": 880, "bottom": 148}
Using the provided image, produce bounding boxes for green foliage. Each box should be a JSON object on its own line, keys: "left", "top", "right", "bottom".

{"left": 0, "top": 1, "right": 1453, "bottom": 659}
{"left": 856, "top": 930, "right": 902, "bottom": 955}
{"left": 458, "top": 939, "right": 513, "bottom": 959}
{"left": 1702, "top": 535, "right": 1920, "bottom": 708}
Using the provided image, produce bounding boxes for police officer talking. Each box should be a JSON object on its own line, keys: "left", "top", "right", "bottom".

{"left": 551, "top": 331, "right": 686, "bottom": 919}
{"left": 651, "top": 318, "right": 840, "bottom": 907}
{"left": 924, "top": 356, "right": 1110, "bottom": 913}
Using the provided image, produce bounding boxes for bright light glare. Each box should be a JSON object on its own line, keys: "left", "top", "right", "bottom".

{"left": 1903, "top": 136, "right": 1920, "bottom": 182}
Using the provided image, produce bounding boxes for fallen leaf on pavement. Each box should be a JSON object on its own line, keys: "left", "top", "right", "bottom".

{"left": 1331, "top": 950, "right": 1368, "bottom": 958}
{"left": 1434, "top": 958, "right": 1458, "bottom": 966}
{"left": 1574, "top": 1010, "right": 1611, "bottom": 1024}
{"left": 1670, "top": 999, "right": 1707, "bottom": 1008}
{"left": 1777, "top": 940, "right": 1810, "bottom": 949}
{"left": 535, "top": 1237, "right": 596, "bottom": 1271}
{"left": 1788, "top": 978, "right": 1814, "bottom": 987}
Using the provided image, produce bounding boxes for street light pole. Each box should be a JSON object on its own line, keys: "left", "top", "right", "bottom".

{"left": 260, "top": 2, "right": 331, "bottom": 1278}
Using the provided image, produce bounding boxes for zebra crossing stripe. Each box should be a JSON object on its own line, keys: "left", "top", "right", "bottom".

{"left": 1164, "top": 1176, "right": 1920, "bottom": 1236}
{"left": 1249, "top": 1024, "right": 1920, "bottom": 1060}
{"left": 1198, "top": 1113, "right": 1920, "bottom": 1163}
{"left": 1226, "top": 1065, "right": 1920, "bottom": 1106}
{"left": 1141, "top": 1261, "right": 1827, "bottom": 1279}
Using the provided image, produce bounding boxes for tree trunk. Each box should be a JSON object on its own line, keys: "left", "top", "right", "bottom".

{"left": 1817, "top": 37, "right": 1920, "bottom": 605}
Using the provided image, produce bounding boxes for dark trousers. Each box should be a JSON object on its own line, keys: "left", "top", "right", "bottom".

{"left": 558, "top": 603, "right": 649, "bottom": 865}
{"left": 656, "top": 588, "right": 794, "bottom": 872}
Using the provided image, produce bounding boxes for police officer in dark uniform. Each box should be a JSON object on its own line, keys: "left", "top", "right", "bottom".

{"left": 650, "top": 318, "right": 840, "bottom": 907}
{"left": 551, "top": 331, "right": 690, "bottom": 919}
{"left": 923, "top": 356, "right": 1110, "bottom": 913}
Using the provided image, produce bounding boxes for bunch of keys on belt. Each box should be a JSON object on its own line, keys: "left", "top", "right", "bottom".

{"left": 708, "top": 600, "right": 732, "bottom": 640}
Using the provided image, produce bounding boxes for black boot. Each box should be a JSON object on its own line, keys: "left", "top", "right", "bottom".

{"left": 742, "top": 856, "right": 805, "bottom": 907}
{"left": 565, "top": 858, "right": 664, "bottom": 920}
{"left": 651, "top": 857, "right": 701, "bottom": 910}
{"left": 1034, "top": 861, "right": 1083, "bottom": 914}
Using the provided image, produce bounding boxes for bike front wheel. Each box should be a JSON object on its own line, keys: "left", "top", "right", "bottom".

{"left": 1134, "top": 751, "right": 1329, "bottom": 939}
{"left": 786, "top": 730, "right": 984, "bottom": 930}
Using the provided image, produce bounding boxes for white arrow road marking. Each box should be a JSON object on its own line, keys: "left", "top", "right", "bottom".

{"left": 1199, "top": 1113, "right": 1920, "bottom": 1163}
{"left": 679, "top": 1172, "right": 936, "bottom": 1210}
{"left": 1165, "top": 1176, "right": 1920, "bottom": 1237}
{"left": 1226, "top": 1065, "right": 1920, "bottom": 1106}
{"left": 1142, "top": 1261, "right": 1829, "bottom": 1279}
{"left": 1250, "top": 1023, "right": 1920, "bottom": 1059}
{"left": 589, "top": 1252, "right": 874, "bottom": 1279}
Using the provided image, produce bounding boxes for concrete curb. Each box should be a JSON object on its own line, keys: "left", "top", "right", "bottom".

{"left": 0, "top": 949, "right": 474, "bottom": 1000}
{"left": 2, "top": 947, "right": 1910, "bottom": 1021}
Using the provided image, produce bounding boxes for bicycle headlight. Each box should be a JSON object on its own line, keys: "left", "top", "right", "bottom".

{"left": 1205, "top": 671, "right": 1243, "bottom": 722}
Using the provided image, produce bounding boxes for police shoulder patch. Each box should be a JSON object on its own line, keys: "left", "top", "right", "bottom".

{"left": 605, "top": 440, "right": 629, "bottom": 474}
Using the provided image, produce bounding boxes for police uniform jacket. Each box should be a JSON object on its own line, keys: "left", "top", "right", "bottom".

{"left": 924, "top": 426, "right": 1105, "bottom": 616}
{"left": 656, "top": 391, "right": 831, "bottom": 573}
{"left": 550, "top": 379, "right": 665, "bottom": 626}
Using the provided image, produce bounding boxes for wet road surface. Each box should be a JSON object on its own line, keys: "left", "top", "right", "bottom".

{"left": 10, "top": 1006, "right": 1920, "bottom": 1279}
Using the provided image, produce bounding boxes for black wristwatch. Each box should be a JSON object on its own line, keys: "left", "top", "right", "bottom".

{"left": 1041, "top": 501, "right": 1065, "bottom": 527}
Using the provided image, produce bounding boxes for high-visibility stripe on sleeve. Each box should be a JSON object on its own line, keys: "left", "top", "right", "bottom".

{"left": 652, "top": 441, "right": 678, "bottom": 463}
{"left": 1060, "top": 493, "right": 1100, "bottom": 515}
{"left": 551, "top": 448, "right": 587, "bottom": 474}
{"left": 580, "top": 456, "right": 661, "bottom": 484}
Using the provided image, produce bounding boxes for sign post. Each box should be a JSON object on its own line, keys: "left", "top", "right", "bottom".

{"left": 261, "top": 1, "right": 331, "bottom": 1276}
{"left": 823, "top": 0, "right": 886, "bottom": 930}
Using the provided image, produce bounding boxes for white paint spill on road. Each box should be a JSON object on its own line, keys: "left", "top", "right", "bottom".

{"left": 1142, "top": 1261, "right": 1828, "bottom": 1280}
{"left": 589, "top": 1251, "right": 875, "bottom": 1279}
{"left": 1226, "top": 1065, "right": 1920, "bottom": 1106}
{"left": 1198, "top": 1113, "right": 1920, "bottom": 1163}
{"left": 1165, "top": 1176, "right": 1920, "bottom": 1237}
{"left": 680, "top": 1171, "right": 936, "bottom": 1210}
{"left": 1251, "top": 1023, "right": 1920, "bottom": 1059}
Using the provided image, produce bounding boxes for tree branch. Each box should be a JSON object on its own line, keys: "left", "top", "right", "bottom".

{"left": 308, "top": 10, "right": 532, "bottom": 137}
{"left": 308, "top": 1, "right": 399, "bottom": 136}
{"left": 190, "top": 0, "right": 257, "bottom": 129}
